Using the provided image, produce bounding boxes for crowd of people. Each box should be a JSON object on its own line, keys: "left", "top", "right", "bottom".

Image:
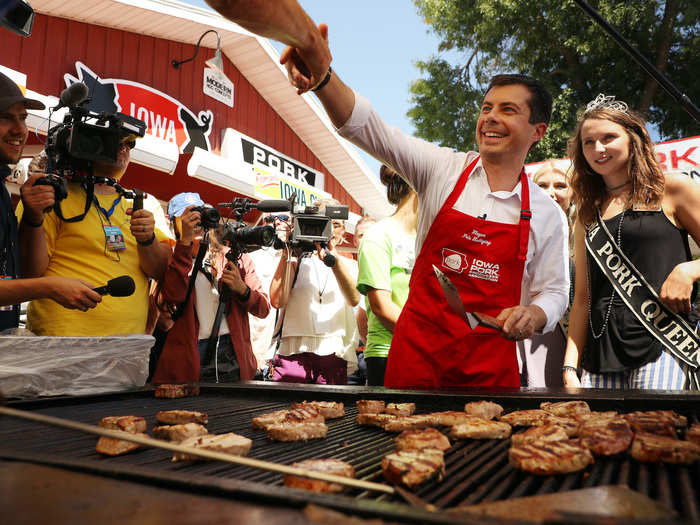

{"left": 1, "top": 0, "right": 698, "bottom": 391}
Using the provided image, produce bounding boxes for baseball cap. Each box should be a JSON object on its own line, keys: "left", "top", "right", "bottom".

{"left": 168, "top": 192, "right": 204, "bottom": 218}
{"left": 0, "top": 71, "right": 45, "bottom": 112}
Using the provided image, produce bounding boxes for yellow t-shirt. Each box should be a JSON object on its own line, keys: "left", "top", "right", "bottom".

{"left": 16, "top": 183, "right": 172, "bottom": 336}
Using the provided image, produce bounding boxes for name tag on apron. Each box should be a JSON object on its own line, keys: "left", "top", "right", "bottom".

{"left": 104, "top": 225, "right": 126, "bottom": 252}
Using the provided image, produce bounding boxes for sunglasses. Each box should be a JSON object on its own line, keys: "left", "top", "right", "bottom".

{"left": 264, "top": 214, "right": 290, "bottom": 223}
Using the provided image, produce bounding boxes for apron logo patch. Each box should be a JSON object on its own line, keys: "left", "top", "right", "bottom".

{"left": 441, "top": 248, "right": 469, "bottom": 273}
{"left": 468, "top": 258, "right": 500, "bottom": 282}
{"left": 462, "top": 228, "right": 492, "bottom": 246}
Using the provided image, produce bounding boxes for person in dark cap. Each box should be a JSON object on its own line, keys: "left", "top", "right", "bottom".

{"left": 0, "top": 71, "right": 102, "bottom": 330}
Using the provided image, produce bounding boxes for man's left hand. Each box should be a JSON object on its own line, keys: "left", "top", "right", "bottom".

{"left": 497, "top": 305, "right": 547, "bottom": 341}
{"left": 128, "top": 208, "right": 156, "bottom": 244}
{"left": 20, "top": 173, "right": 55, "bottom": 224}
{"left": 221, "top": 263, "right": 248, "bottom": 296}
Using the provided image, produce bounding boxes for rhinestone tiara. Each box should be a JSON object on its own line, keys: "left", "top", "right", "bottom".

{"left": 585, "top": 94, "right": 629, "bottom": 114}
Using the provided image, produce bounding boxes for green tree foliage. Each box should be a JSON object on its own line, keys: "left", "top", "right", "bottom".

{"left": 408, "top": 0, "right": 699, "bottom": 162}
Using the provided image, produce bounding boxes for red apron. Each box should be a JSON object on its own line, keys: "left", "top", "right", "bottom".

{"left": 385, "top": 156, "right": 531, "bottom": 389}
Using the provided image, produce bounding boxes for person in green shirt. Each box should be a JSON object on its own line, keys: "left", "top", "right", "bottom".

{"left": 357, "top": 165, "right": 418, "bottom": 385}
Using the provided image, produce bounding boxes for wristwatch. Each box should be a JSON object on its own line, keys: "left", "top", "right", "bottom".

{"left": 239, "top": 285, "right": 251, "bottom": 302}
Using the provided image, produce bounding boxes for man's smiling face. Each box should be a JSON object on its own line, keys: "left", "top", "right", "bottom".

{"left": 0, "top": 102, "right": 29, "bottom": 165}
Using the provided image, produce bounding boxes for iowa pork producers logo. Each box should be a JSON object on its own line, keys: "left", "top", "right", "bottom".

{"left": 64, "top": 62, "right": 213, "bottom": 154}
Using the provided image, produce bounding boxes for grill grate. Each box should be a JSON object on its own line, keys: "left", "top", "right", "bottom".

{"left": 1, "top": 386, "right": 698, "bottom": 523}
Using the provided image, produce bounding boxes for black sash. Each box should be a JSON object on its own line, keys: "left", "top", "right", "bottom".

{"left": 586, "top": 213, "right": 700, "bottom": 389}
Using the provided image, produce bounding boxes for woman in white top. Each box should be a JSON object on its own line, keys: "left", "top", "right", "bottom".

{"left": 269, "top": 198, "right": 360, "bottom": 384}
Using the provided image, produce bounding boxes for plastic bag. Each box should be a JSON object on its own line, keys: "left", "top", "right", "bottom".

{"left": 0, "top": 334, "right": 153, "bottom": 398}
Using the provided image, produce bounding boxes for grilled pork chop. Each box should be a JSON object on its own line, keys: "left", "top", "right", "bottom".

{"left": 451, "top": 417, "right": 512, "bottom": 440}
{"left": 624, "top": 410, "right": 687, "bottom": 437}
{"left": 573, "top": 411, "right": 618, "bottom": 423}
{"left": 291, "top": 401, "right": 345, "bottom": 419}
{"left": 382, "top": 414, "right": 438, "bottom": 433}
{"left": 284, "top": 459, "right": 355, "bottom": 493}
{"left": 464, "top": 401, "right": 504, "bottom": 420}
{"left": 154, "top": 384, "right": 199, "bottom": 398}
{"left": 356, "top": 400, "right": 386, "bottom": 414}
{"left": 509, "top": 439, "right": 594, "bottom": 475}
{"left": 396, "top": 428, "right": 451, "bottom": 452}
{"left": 155, "top": 410, "right": 208, "bottom": 426}
{"left": 500, "top": 409, "right": 551, "bottom": 427}
{"left": 385, "top": 403, "right": 415, "bottom": 416}
{"left": 173, "top": 432, "right": 253, "bottom": 462}
{"left": 511, "top": 423, "right": 569, "bottom": 447}
{"left": 98, "top": 416, "right": 147, "bottom": 434}
{"left": 540, "top": 401, "right": 591, "bottom": 418}
{"left": 381, "top": 449, "right": 445, "bottom": 488}
{"left": 356, "top": 413, "right": 396, "bottom": 427}
{"left": 252, "top": 407, "right": 324, "bottom": 430}
{"left": 153, "top": 423, "right": 208, "bottom": 442}
{"left": 579, "top": 417, "right": 633, "bottom": 456}
{"left": 629, "top": 432, "right": 700, "bottom": 464}
{"left": 96, "top": 434, "right": 147, "bottom": 456}
{"left": 431, "top": 411, "right": 482, "bottom": 426}
{"left": 688, "top": 424, "right": 700, "bottom": 446}
{"left": 266, "top": 421, "right": 328, "bottom": 442}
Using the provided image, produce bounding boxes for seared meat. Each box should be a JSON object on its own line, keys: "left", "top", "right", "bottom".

{"left": 356, "top": 413, "right": 397, "bottom": 427}
{"left": 156, "top": 410, "right": 208, "bottom": 426}
{"left": 267, "top": 421, "right": 328, "bottom": 442}
{"left": 687, "top": 424, "right": 700, "bottom": 446}
{"left": 629, "top": 432, "right": 700, "bottom": 464}
{"left": 579, "top": 417, "right": 633, "bottom": 456}
{"left": 291, "top": 401, "right": 345, "bottom": 419}
{"left": 154, "top": 384, "right": 199, "bottom": 398}
{"left": 96, "top": 433, "right": 147, "bottom": 456}
{"left": 284, "top": 459, "right": 355, "bottom": 493}
{"left": 542, "top": 415, "right": 580, "bottom": 437}
{"left": 464, "top": 401, "right": 504, "bottom": 420}
{"left": 500, "top": 409, "right": 551, "bottom": 427}
{"left": 252, "top": 409, "right": 289, "bottom": 430}
{"left": 253, "top": 407, "right": 324, "bottom": 431}
{"left": 451, "top": 417, "right": 512, "bottom": 440}
{"left": 540, "top": 400, "right": 591, "bottom": 418}
{"left": 382, "top": 414, "right": 438, "bottom": 433}
{"left": 98, "top": 416, "right": 146, "bottom": 434}
{"left": 509, "top": 439, "right": 594, "bottom": 475}
{"left": 623, "top": 411, "right": 681, "bottom": 437}
{"left": 153, "top": 423, "right": 208, "bottom": 443}
{"left": 573, "top": 411, "right": 618, "bottom": 423}
{"left": 385, "top": 403, "right": 415, "bottom": 416}
{"left": 173, "top": 432, "right": 252, "bottom": 462}
{"left": 431, "top": 411, "right": 482, "bottom": 426}
{"left": 356, "top": 400, "right": 386, "bottom": 414}
{"left": 381, "top": 449, "right": 445, "bottom": 488}
{"left": 395, "top": 428, "right": 451, "bottom": 452}
{"left": 511, "top": 424, "right": 569, "bottom": 447}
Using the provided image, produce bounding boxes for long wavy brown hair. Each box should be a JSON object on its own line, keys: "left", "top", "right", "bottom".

{"left": 568, "top": 107, "right": 664, "bottom": 225}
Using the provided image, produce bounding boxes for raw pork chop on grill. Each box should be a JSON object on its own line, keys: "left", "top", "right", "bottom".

{"left": 540, "top": 400, "right": 591, "bottom": 418}
{"left": 381, "top": 449, "right": 445, "bottom": 488}
{"left": 172, "top": 432, "right": 252, "bottom": 462}
{"left": 98, "top": 416, "right": 147, "bottom": 434}
{"left": 291, "top": 401, "right": 345, "bottom": 418}
{"left": 284, "top": 458, "right": 355, "bottom": 493}
{"left": 154, "top": 384, "right": 199, "bottom": 398}
{"left": 382, "top": 414, "right": 438, "bottom": 433}
{"left": 579, "top": 417, "right": 634, "bottom": 456}
{"left": 357, "top": 413, "right": 396, "bottom": 427}
{"left": 464, "top": 400, "right": 504, "bottom": 420}
{"left": 156, "top": 410, "right": 208, "bottom": 425}
{"left": 356, "top": 400, "right": 385, "bottom": 414}
{"left": 266, "top": 421, "right": 328, "bottom": 442}
{"left": 395, "top": 428, "right": 451, "bottom": 452}
{"left": 96, "top": 434, "right": 148, "bottom": 456}
{"left": 153, "top": 423, "right": 208, "bottom": 442}
{"left": 511, "top": 423, "right": 569, "bottom": 447}
{"left": 629, "top": 432, "right": 700, "bottom": 464}
{"left": 509, "top": 438, "right": 594, "bottom": 475}
{"left": 252, "top": 407, "right": 324, "bottom": 430}
{"left": 385, "top": 403, "right": 415, "bottom": 416}
{"left": 451, "top": 417, "right": 512, "bottom": 440}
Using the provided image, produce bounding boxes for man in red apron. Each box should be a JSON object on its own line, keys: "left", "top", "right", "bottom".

{"left": 204, "top": 2, "right": 571, "bottom": 389}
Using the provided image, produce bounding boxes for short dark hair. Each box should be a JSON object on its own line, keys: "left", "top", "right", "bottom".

{"left": 379, "top": 164, "right": 411, "bottom": 205}
{"left": 487, "top": 74, "right": 552, "bottom": 125}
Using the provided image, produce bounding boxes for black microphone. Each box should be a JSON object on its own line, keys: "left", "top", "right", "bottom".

{"left": 93, "top": 275, "right": 135, "bottom": 297}
{"left": 52, "top": 82, "right": 89, "bottom": 110}
{"left": 254, "top": 199, "right": 293, "bottom": 213}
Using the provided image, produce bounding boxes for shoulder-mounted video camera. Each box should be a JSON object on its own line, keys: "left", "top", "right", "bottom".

{"left": 288, "top": 202, "right": 349, "bottom": 252}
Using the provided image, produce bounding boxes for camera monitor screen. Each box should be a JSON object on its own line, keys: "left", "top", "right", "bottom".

{"left": 293, "top": 215, "right": 332, "bottom": 243}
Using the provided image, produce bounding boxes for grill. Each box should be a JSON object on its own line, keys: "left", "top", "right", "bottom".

{"left": 1, "top": 383, "right": 698, "bottom": 524}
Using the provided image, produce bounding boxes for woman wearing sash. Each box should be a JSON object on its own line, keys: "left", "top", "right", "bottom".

{"left": 563, "top": 95, "right": 700, "bottom": 389}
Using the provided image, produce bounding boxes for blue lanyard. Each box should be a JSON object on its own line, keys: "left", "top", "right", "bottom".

{"left": 94, "top": 195, "right": 122, "bottom": 221}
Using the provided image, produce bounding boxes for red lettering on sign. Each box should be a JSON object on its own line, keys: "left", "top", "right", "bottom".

{"left": 671, "top": 147, "right": 697, "bottom": 169}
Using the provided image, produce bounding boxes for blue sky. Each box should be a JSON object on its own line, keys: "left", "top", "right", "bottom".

{"left": 182, "top": 0, "right": 446, "bottom": 176}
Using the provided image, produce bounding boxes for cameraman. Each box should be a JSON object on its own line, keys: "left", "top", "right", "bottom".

{"left": 151, "top": 193, "right": 270, "bottom": 383}
{"left": 16, "top": 122, "right": 172, "bottom": 336}
{"left": 269, "top": 198, "right": 360, "bottom": 385}
{"left": 0, "top": 72, "right": 101, "bottom": 330}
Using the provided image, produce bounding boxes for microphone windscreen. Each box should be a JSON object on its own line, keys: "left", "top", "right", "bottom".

{"left": 255, "top": 200, "right": 292, "bottom": 213}
{"left": 106, "top": 275, "right": 135, "bottom": 297}
{"left": 60, "top": 82, "right": 89, "bottom": 108}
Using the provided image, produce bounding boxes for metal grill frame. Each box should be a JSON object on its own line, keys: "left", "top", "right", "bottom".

{"left": 2, "top": 382, "right": 698, "bottom": 524}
